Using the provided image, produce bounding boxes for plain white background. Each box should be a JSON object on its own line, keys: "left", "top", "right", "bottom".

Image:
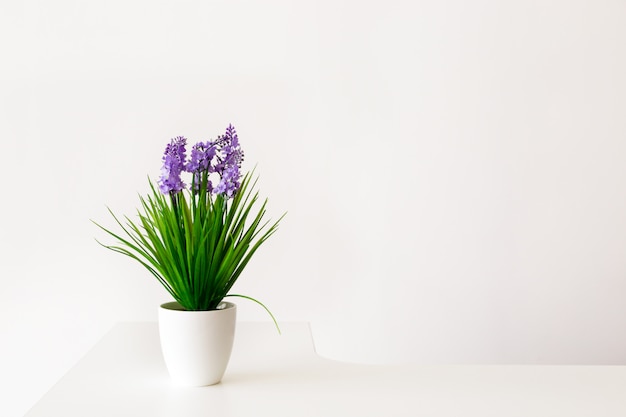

{"left": 2, "top": 0, "right": 626, "bottom": 415}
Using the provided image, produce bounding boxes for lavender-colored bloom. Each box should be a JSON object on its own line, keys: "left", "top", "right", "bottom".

{"left": 157, "top": 125, "right": 243, "bottom": 198}
{"left": 213, "top": 124, "right": 244, "bottom": 198}
{"left": 224, "top": 124, "right": 239, "bottom": 147}
{"left": 221, "top": 125, "right": 243, "bottom": 165}
{"left": 186, "top": 141, "right": 218, "bottom": 193}
{"left": 158, "top": 136, "right": 187, "bottom": 194}
{"left": 186, "top": 141, "right": 217, "bottom": 173}
{"left": 214, "top": 164, "right": 241, "bottom": 198}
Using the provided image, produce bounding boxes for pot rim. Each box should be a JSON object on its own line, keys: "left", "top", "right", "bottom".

{"left": 160, "top": 301, "right": 236, "bottom": 312}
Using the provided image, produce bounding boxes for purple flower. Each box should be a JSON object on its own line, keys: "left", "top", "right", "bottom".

{"left": 213, "top": 124, "right": 244, "bottom": 198}
{"left": 186, "top": 141, "right": 217, "bottom": 173}
{"left": 224, "top": 124, "right": 239, "bottom": 148}
{"left": 186, "top": 141, "right": 218, "bottom": 193}
{"left": 214, "top": 164, "right": 241, "bottom": 198}
{"left": 156, "top": 125, "right": 244, "bottom": 198}
{"left": 158, "top": 136, "right": 187, "bottom": 194}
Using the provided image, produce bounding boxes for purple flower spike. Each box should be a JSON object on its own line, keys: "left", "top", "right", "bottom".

{"left": 213, "top": 125, "right": 243, "bottom": 198}
{"left": 225, "top": 124, "right": 239, "bottom": 147}
{"left": 186, "top": 141, "right": 218, "bottom": 193}
{"left": 157, "top": 125, "right": 244, "bottom": 198}
{"left": 214, "top": 165, "right": 241, "bottom": 198}
{"left": 159, "top": 136, "right": 187, "bottom": 194}
{"left": 186, "top": 141, "right": 217, "bottom": 173}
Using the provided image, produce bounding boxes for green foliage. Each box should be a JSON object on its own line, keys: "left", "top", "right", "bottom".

{"left": 93, "top": 172, "right": 283, "bottom": 327}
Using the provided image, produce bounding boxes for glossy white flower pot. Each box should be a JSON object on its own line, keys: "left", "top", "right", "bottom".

{"left": 158, "top": 301, "right": 236, "bottom": 386}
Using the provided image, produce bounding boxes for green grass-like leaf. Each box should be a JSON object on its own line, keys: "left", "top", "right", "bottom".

{"left": 93, "top": 171, "right": 284, "bottom": 330}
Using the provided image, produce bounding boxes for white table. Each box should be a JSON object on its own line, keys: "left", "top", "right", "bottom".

{"left": 25, "top": 322, "right": 626, "bottom": 416}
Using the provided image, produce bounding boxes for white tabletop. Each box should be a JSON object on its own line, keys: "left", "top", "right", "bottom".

{"left": 25, "top": 322, "right": 626, "bottom": 416}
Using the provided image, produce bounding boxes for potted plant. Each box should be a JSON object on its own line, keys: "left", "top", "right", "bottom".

{"left": 93, "top": 125, "right": 283, "bottom": 386}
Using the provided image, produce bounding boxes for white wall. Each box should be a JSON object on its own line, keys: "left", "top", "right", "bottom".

{"left": 2, "top": 0, "right": 626, "bottom": 415}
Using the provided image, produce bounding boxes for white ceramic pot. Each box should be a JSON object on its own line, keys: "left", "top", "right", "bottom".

{"left": 158, "top": 301, "right": 236, "bottom": 386}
